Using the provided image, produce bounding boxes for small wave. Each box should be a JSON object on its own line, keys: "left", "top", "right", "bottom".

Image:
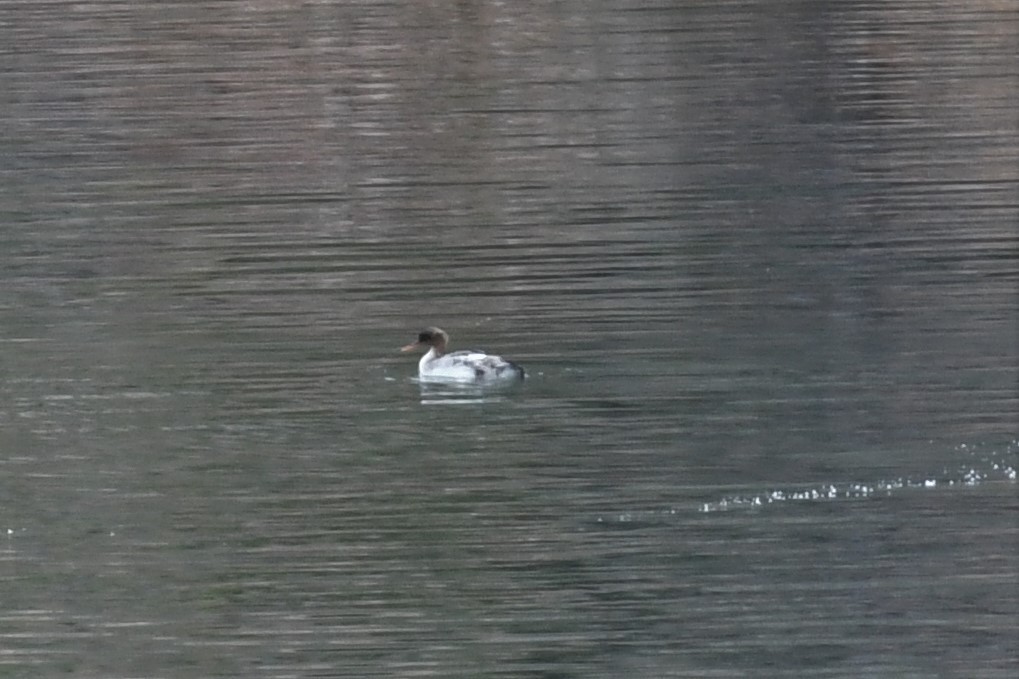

{"left": 700, "top": 440, "right": 1018, "bottom": 513}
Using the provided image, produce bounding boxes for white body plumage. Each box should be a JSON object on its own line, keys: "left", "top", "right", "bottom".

{"left": 402, "top": 327, "right": 525, "bottom": 384}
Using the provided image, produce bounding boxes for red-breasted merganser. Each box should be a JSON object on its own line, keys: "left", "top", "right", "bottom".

{"left": 400, "top": 327, "right": 526, "bottom": 383}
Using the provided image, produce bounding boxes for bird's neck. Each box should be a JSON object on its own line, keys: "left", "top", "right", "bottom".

{"left": 420, "top": 346, "right": 441, "bottom": 370}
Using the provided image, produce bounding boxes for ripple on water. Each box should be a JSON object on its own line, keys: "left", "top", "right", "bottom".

{"left": 699, "top": 440, "right": 1018, "bottom": 513}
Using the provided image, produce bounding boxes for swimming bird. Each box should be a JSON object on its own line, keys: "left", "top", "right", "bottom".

{"left": 400, "top": 327, "right": 525, "bottom": 383}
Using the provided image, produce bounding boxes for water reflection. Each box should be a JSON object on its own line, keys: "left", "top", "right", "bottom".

{"left": 413, "top": 379, "right": 521, "bottom": 406}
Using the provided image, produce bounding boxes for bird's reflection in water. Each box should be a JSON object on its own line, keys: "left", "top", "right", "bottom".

{"left": 414, "top": 379, "right": 516, "bottom": 406}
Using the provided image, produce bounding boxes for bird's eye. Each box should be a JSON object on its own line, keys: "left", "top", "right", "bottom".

{"left": 418, "top": 332, "right": 431, "bottom": 342}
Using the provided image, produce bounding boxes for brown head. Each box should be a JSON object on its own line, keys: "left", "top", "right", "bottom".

{"left": 400, "top": 327, "right": 449, "bottom": 355}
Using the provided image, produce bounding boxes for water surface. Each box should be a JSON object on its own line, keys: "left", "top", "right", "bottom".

{"left": 2, "top": 1, "right": 1017, "bottom": 677}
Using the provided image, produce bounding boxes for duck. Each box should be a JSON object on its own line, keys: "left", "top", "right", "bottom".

{"left": 400, "top": 327, "right": 526, "bottom": 383}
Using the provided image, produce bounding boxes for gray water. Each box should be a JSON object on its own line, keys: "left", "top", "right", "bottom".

{"left": 2, "top": 1, "right": 1018, "bottom": 677}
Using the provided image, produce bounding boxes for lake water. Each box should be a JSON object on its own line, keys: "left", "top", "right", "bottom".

{"left": 2, "top": 1, "right": 1017, "bottom": 677}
